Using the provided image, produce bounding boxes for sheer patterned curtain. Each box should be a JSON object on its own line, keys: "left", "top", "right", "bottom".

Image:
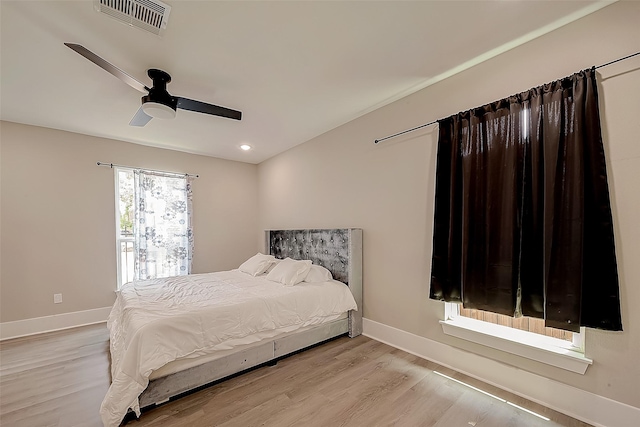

{"left": 133, "top": 170, "right": 193, "bottom": 280}
{"left": 429, "top": 68, "right": 622, "bottom": 332}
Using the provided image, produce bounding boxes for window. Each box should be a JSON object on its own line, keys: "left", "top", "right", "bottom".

{"left": 442, "top": 302, "right": 591, "bottom": 374}
{"left": 460, "top": 306, "right": 573, "bottom": 342}
{"left": 429, "top": 70, "right": 621, "bottom": 373}
{"left": 115, "top": 167, "right": 193, "bottom": 288}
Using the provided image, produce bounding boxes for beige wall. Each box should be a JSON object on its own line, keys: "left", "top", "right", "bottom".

{"left": 0, "top": 121, "right": 259, "bottom": 322}
{"left": 1, "top": 0, "right": 638, "bottom": 412}
{"left": 258, "top": 2, "right": 640, "bottom": 409}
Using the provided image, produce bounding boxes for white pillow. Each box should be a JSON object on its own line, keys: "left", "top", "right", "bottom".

{"left": 304, "top": 265, "right": 333, "bottom": 283}
{"left": 266, "top": 258, "right": 312, "bottom": 286}
{"left": 238, "top": 253, "right": 276, "bottom": 276}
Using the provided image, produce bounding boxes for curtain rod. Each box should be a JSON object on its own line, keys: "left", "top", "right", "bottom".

{"left": 96, "top": 162, "right": 199, "bottom": 178}
{"left": 374, "top": 51, "right": 640, "bottom": 145}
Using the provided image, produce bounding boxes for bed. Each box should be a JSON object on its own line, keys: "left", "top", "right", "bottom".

{"left": 100, "top": 228, "right": 363, "bottom": 427}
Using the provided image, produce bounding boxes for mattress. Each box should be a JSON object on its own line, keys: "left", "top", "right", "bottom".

{"left": 100, "top": 269, "right": 357, "bottom": 427}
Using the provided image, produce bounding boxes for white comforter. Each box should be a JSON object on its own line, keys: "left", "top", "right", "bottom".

{"left": 100, "top": 270, "right": 357, "bottom": 427}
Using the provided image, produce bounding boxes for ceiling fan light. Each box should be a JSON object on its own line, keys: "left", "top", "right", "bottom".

{"left": 142, "top": 101, "right": 176, "bottom": 119}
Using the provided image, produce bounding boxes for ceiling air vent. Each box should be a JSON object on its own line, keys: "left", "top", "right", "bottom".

{"left": 94, "top": 0, "right": 171, "bottom": 36}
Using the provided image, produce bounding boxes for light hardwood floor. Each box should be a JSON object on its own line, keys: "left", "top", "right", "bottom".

{"left": 0, "top": 323, "right": 593, "bottom": 427}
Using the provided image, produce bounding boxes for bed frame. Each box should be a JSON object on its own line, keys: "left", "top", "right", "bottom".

{"left": 137, "top": 228, "right": 363, "bottom": 409}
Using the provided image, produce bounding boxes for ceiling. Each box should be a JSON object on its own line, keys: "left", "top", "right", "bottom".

{"left": 1, "top": 1, "right": 609, "bottom": 164}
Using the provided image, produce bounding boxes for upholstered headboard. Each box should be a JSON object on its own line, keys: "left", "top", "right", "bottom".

{"left": 265, "top": 228, "right": 363, "bottom": 337}
{"left": 266, "top": 229, "right": 352, "bottom": 285}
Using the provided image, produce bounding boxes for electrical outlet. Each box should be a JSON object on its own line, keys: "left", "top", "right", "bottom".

{"left": 54, "top": 293, "right": 63, "bottom": 304}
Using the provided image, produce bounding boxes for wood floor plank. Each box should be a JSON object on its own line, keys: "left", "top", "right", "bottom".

{"left": 0, "top": 323, "right": 594, "bottom": 427}
{"left": 374, "top": 373, "right": 464, "bottom": 427}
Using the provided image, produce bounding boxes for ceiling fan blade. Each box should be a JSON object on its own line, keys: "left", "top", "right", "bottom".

{"left": 176, "top": 97, "right": 242, "bottom": 120}
{"left": 129, "top": 106, "right": 153, "bottom": 127}
{"left": 64, "top": 43, "right": 148, "bottom": 93}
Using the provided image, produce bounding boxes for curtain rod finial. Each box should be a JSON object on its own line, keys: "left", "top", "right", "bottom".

{"left": 374, "top": 140, "right": 379, "bottom": 144}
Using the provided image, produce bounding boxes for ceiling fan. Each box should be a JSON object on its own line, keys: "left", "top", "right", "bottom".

{"left": 64, "top": 43, "right": 242, "bottom": 126}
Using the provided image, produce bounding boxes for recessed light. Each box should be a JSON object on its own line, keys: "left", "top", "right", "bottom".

{"left": 240, "top": 144, "right": 252, "bottom": 151}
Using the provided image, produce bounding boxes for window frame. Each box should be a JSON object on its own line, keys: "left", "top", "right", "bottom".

{"left": 114, "top": 166, "right": 194, "bottom": 288}
{"left": 114, "top": 167, "right": 135, "bottom": 289}
{"left": 441, "top": 302, "right": 592, "bottom": 374}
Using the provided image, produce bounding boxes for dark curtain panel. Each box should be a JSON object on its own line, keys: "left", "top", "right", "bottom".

{"left": 429, "top": 68, "right": 622, "bottom": 332}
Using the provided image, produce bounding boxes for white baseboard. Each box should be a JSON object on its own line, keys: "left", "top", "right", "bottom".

{"left": 363, "top": 318, "right": 639, "bottom": 427}
{"left": 0, "top": 307, "right": 111, "bottom": 341}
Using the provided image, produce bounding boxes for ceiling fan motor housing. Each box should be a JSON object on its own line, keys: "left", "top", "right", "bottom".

{"left": 142, "top": 69, "right": 177, "bottom": 118}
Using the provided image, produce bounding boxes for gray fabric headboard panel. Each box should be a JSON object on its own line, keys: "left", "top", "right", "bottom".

{"left": 266, "top": 229, "right": 351, "bottom": 285}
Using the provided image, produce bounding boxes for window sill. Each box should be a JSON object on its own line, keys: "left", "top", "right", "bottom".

{"left": 440, "top": 317, "right": 592, "bottom": 374}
